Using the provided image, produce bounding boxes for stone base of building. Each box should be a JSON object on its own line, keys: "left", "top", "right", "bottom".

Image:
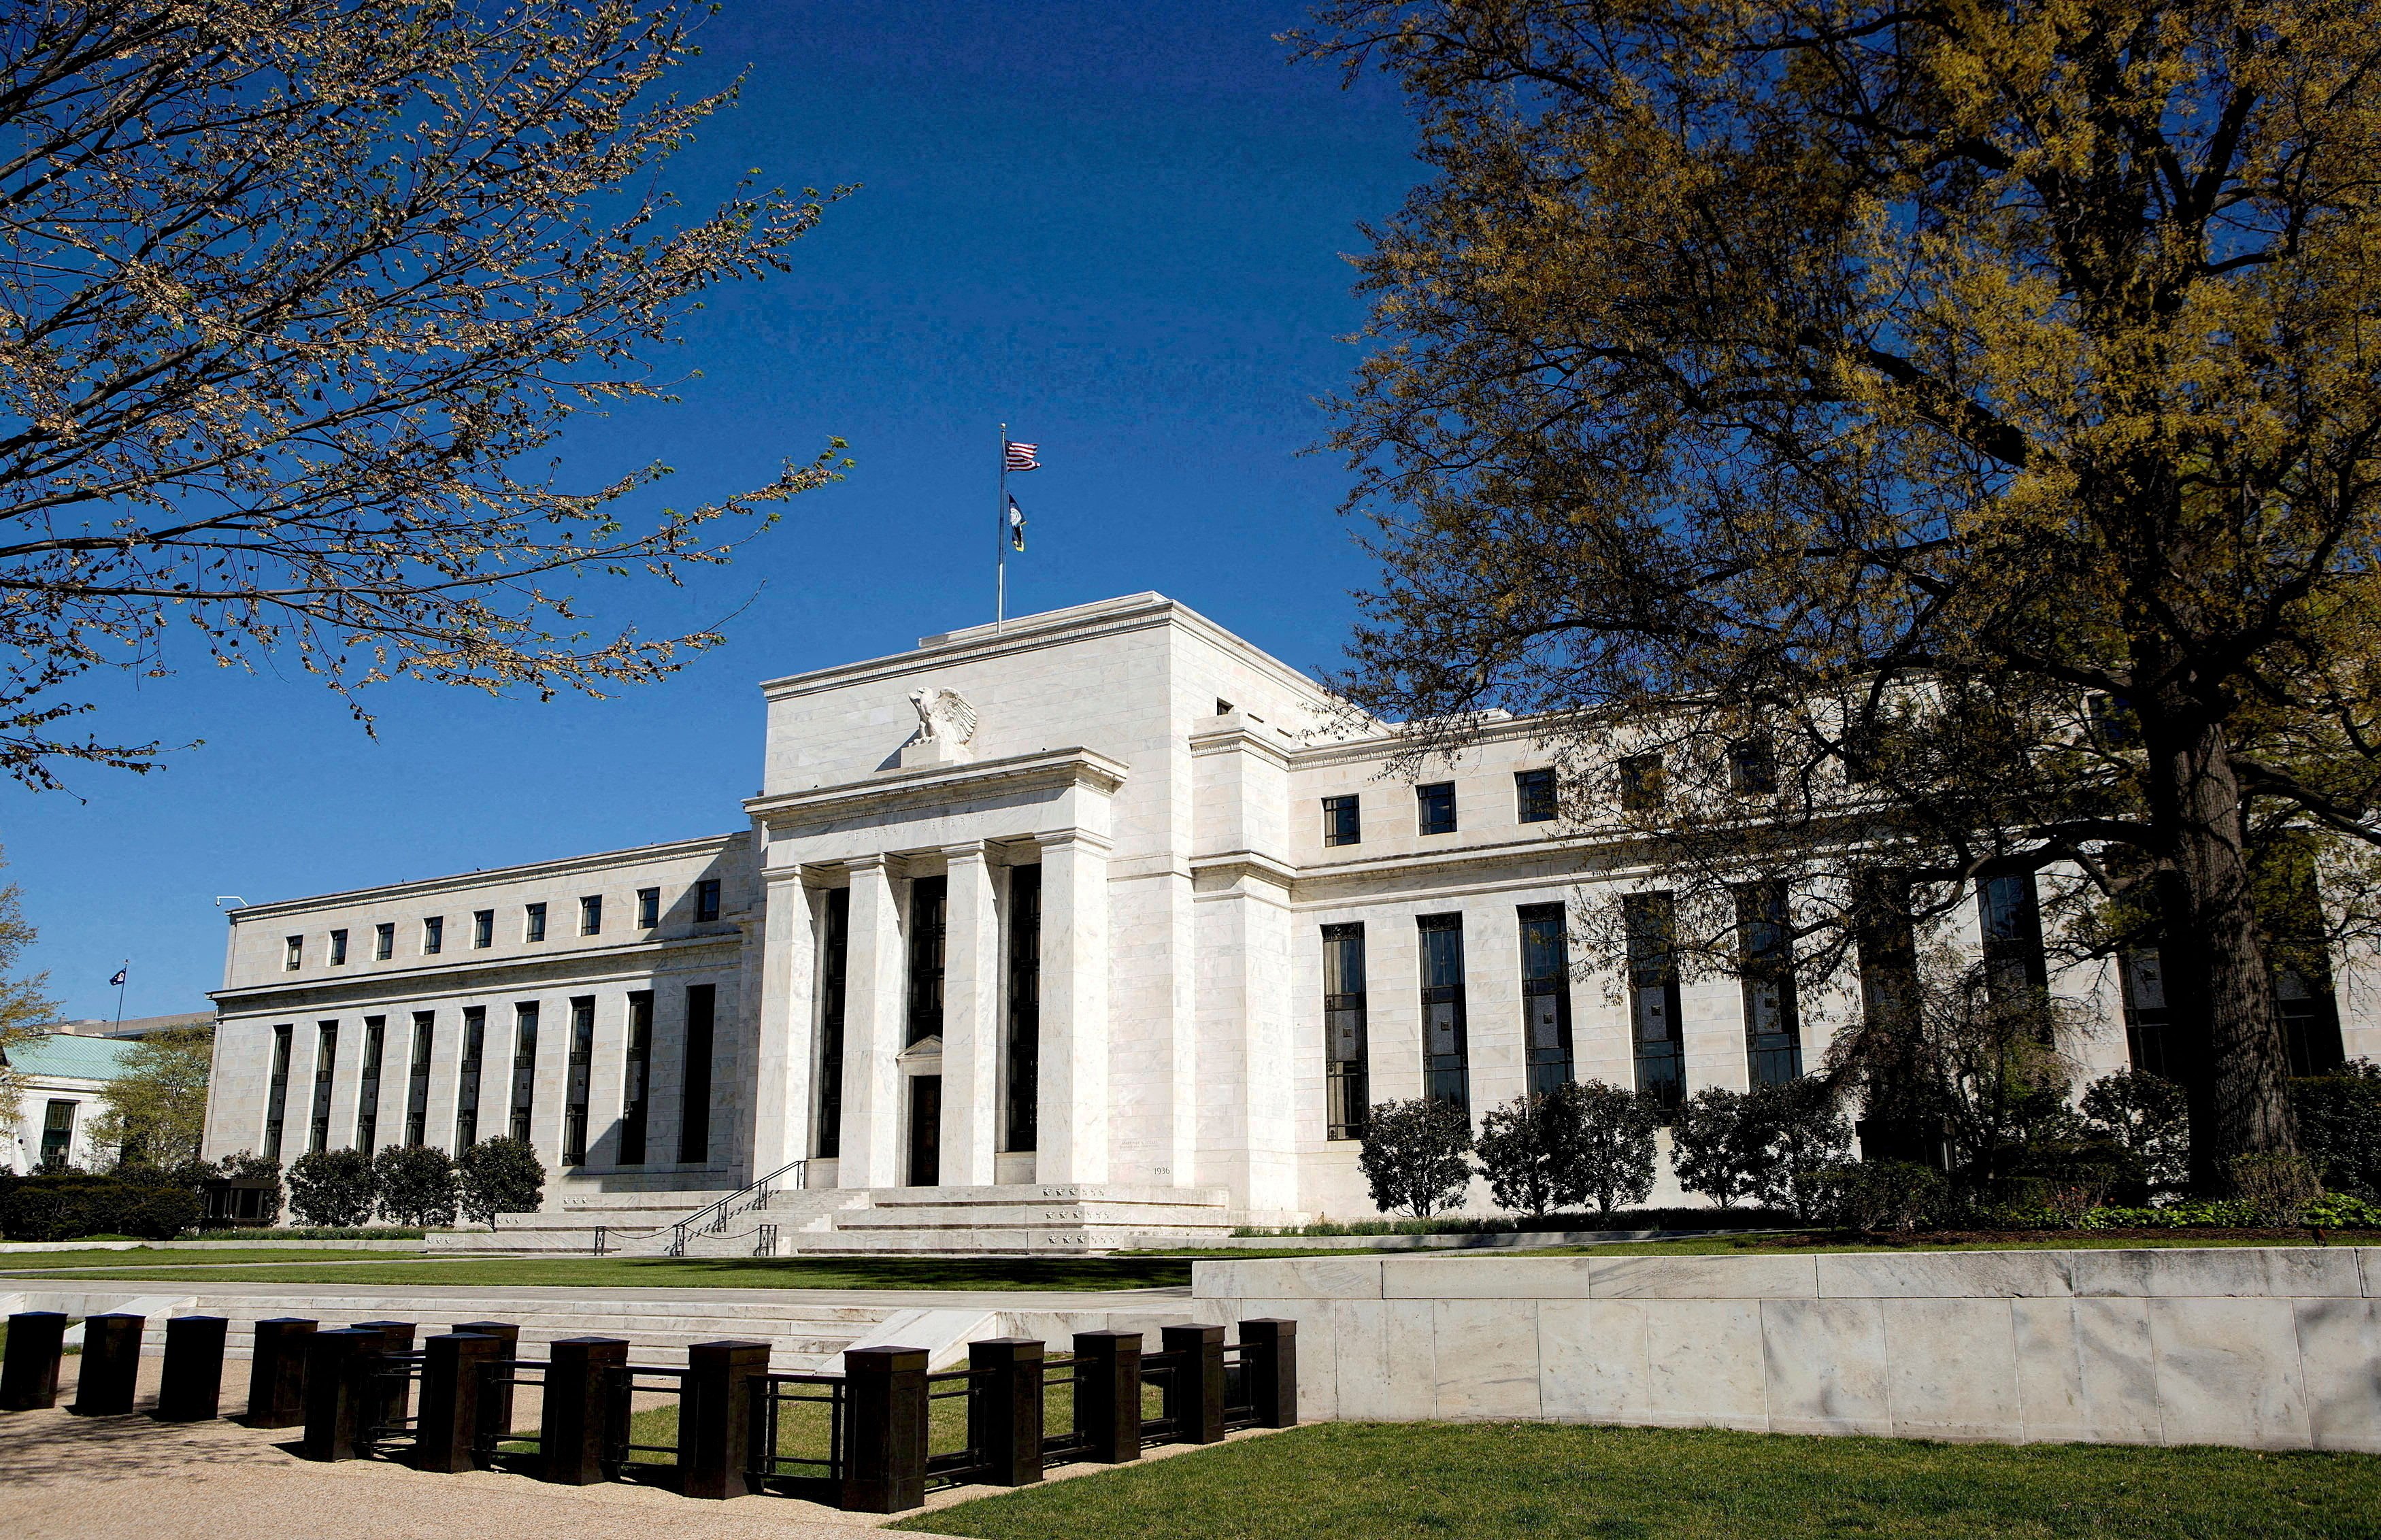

{"left": 424, "top": 1180, "right": 1253, "bottom": 1256}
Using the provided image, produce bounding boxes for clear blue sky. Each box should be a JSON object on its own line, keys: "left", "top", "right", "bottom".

{"left": 7, "top": 0, "right": 1420, "bottom": 1021}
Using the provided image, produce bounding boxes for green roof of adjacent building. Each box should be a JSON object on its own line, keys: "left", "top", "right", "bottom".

{"left": 2, "top": 1031, "right": 144, "bottom": 1082}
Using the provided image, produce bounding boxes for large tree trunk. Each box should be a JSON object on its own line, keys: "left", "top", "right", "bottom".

{"left": 2144, "top": 715, "right": 2299, "bottom": 1190}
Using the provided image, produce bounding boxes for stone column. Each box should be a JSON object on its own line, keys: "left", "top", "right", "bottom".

{"left": 747, "top": 864, "right": 818, "bottom": 1179}
{"left": 837, "top": 856, "right": 903, "bottom": 1188}
{"left": 939, "top": 841, "right": 1001, "bottom": 1188}
{"left": 1036, "top": 829, "right": 1110, "bottom": 1185}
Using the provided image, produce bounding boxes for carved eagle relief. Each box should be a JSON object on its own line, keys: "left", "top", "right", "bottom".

{"left": 908, "top": 686, "right": 979, "bottom": 746}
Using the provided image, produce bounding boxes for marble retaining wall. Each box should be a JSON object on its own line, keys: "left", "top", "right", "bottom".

{"left": 1193, "top": 1248, "right": 2381, "bottom": 1451}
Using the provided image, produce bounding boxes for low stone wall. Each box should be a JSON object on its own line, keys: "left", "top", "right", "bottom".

{"left": 1193, "top": 1247, "right": 2381, "bottom": 1452}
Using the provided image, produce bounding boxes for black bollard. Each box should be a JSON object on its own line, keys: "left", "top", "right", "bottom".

{"left": 351, "top": 1320, "right": 416, "bottom": 1441}
{"left": 681, "top": 1339, "right": 771, "bottom": 1500}
{"left": 301, "top": 1328, "right": 381, "bottom": 1460}
{"left": 539, "top": 1337, "right": 627, "bottom": 1486}
{"left": 450, "top": 1320, "right": 520, "bottom": 1443}
{"left": 1161, "top": 1323, "right": 1227, "bottom": 1445}
{"left": 156, "top": 1315, "right": 231, "bottom": 1422}
{"left": 967, "top": 1337, "right": 1045, "bottom": 1487}
{"left": 1, "top": 1311, "right": 69, "bottom": 1411}
{"left": 416, "top": 1333, "right": 501, "bottom": 1473}
{"left": 246, "top": 1318, "right": 318, "bottom": 1427}
{"left": 1240, "top": 1318, "right": 1299, "bottom": 1428}
{"left": 71, "top": 1313, "right": 145, "bottom": 1416}
{"left": 841, "top": 1345, "right": 927, "bottom": 1514}
{"left": 1071, "top": 1330, "right": 1142, "bottom": 1464}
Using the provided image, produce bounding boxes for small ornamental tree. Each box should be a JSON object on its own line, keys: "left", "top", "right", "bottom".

{"left": 2293, "top": 1061, "right": 2381, "bottom": 1201}
{"left": 286, "top": 1148, "right": 377, "bottom": 1228}
{"left": 1476, "top": 1085, "right": 1586, "bottom": 1218}
{"left": 1671, "top": 1087, "right": 1764, "bottom": 1209}
{"left": 1570, "top": 1080, "right": 1659, "bottom": 1216}
{"left": 372, "top": 1144, "right": 459, "bottom": 1227}
{"left": 2081, "top": 1069, "right": 2192, "bottom": 1201}
{"left": 1357, "top": 1098, "right": 1475, "bottom": 1218}
{"left": 457, "top": 1136, "right": 546, "bottom": 1228}
{"left": 1744, "top": 1078, "right": 1856, "bottom": 1221}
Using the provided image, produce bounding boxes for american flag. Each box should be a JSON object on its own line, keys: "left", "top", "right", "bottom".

{"left": 1004, "top": 439, "right": 1039, "bottom": 473}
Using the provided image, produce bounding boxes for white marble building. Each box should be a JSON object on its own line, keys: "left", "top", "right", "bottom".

{"left": 200, "top": 594, "right": 2378, "bottom": 1236}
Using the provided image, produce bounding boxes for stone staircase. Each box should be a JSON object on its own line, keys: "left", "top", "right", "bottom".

{"left": 424, "top": 1177, "right": 1242, "bottom": 1256}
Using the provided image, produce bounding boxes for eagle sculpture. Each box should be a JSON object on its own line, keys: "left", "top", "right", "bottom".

{"left": 908, "top": 687, "right": 979, "bottom": 748}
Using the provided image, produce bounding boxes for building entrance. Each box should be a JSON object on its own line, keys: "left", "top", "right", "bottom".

{"left": 908, "top": 1075, "right": 942, "bottom": 1186}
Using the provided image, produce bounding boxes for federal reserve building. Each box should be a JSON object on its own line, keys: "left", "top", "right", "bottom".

{"left": 197, "top": 593, "right": 2376, "bottom": 1248}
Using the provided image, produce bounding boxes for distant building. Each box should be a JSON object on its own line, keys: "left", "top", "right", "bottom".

{"left": 2, "top": 1032, "right": 144, "bottom": 1173}
{"left": 41, "top": 1010, "right": 214, "bottom": 1042}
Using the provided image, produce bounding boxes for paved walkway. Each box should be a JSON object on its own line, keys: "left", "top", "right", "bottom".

{"left": 0, "top": 1275, "right": 1190, "bottom": 1309}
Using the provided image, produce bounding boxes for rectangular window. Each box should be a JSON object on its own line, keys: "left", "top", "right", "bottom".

{"left": 355, "top": 1016, "right": 386, "bottom": 1152}
{"left": 1322, "top": 923, "right": 1369, "bottom": 1140}
{"left": 1625, "top": 894, "right": 1685, "bottom": 1113}
{"left": 284, "top": 935, "right": 303, "bottom": 971}
{"left": 508, "top": 1003, "right": 539, "bottom": 1143}
{"left": 1729, "top": 736, "right": 1778, "bottom": 796}
{"left": 815, "top": 890, "right": 848, "bottom": 1158}
{"left": 263, "top": 1023, "right": 295, "bottom": 1160}
{"left": 562, "top": 995, "right": 595, "bottom": 1166}
{"left": 1736, "top": 883, "right": 1803, "bottom": 1084}
{"left": 580, "top": 895, "right": 602, "bottom": 937}
{"left": 308, "top": 1020, "right": 339, "bottom": 1152}
{"left": 637, "top": 887, "right": 661, "bottom": 928}
{"left": 1416, "top": 782, "right": 1457, "bottom": 836}
{"left": 39, "top": 1099, "right": 74, "bottom": 1167}
{"left": 620, "top": 990, "right": 654, "bottom": 1165}
{"left": 1518, "top": 903, "right": 1575, "bottom": 1097}
{"left": 695, "top": 878, "right": 722, "bottom": 923}
{"left": 1978, "top": 872, "right": 2048, "bottom": 1004}
{"left": 1003, "top": 865, "right": 1042, "bottom": 1153}
{"left": 1322, "top": 794, "right": 1362, "bottom": 848}
{"left": 404, "top": 1011, "right": 433, "bottom": 1146}
{"left": 679, "top": 984, "right": 716, "bottom": 1163}
{"left": 2118, "top": 947, "right": 2174, "bottom": 1077}
{"left": 422, "top": 915, "right": 444, "bottom": 955}
{"left": 454, "top": 1007, "right": 486, "bottom": 1149}
{"left": 373, "top": 922, "right": 394, "bottom": 960}
{"left": 1515, "top": 769, "right": 1557, "bottom": 824}
{"left": 525, "top": 903, "right": 547, "bottom": 943}
{"left": 905, "top": 875, "right": 948, "bottom": 1047}
{"left": 473, "top": 909, "right": 493, "bottom": 948}
{"left": 1418, "top": 913, "right": 1469, "bottom": 1113}
{"left": 1619, "top": 754, "right": 1665, "bottom": 813}
{"left": 329, "top": 929, "right": 348, "bottom": 966}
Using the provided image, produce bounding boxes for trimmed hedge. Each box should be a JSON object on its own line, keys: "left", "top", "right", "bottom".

{"left": 0, "top": 1173, "right": 202, "bottom": 1241}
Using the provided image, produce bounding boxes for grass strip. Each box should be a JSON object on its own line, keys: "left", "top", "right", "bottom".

{"left": 901, "top": 1420, "right": 2381, "bottom": 1540}
{"left": 0, "top": 1254, "right": 1201, "bottom": 1292}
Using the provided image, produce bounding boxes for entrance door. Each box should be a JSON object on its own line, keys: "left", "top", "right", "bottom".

{"left": 908, "top": 1075, "right": 942, "bottom": 1186}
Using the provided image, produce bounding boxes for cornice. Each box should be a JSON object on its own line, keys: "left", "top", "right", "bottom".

{"left": 744, "top": 746, "right": 1129, "bottom": 826}
{"left": 222, "top": 831, "right": 750, "bottom": 924}
{"left": 1188, "top": 722, "right": 1295, "bottom": 770}
{"left": 1188, "top": 848, "right": 1300, "bottom": 890}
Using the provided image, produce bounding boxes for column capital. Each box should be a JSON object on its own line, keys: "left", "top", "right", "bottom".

{"left": 843, "top": 853, "right": 891, "bottom": 876}
{"left": 940, "top": 839, "right": 992, "bottom": 863}
{"left": 1034, "top": 828, "right": 1113, "bottom": 856}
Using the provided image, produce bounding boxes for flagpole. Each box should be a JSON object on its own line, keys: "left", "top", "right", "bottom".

{"left": 996, "top": 422, "right": 1008, "bottom": 634}
{"left": 112, "top": 960, "right": 127, "bottom": 1031}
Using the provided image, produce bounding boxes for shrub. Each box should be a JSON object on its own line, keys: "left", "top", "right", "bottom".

{"left": 2294, "top": 1060, "right": 2381, "bottom": 1199}
{"left": 1671, "top": 1087, "right": 1764, "bottom": 1208}
{"left": 1743, "top": 1077, "right": 1854, "bottom": 1220}
{"left": 2228, "top": 1150, "right": 2323, "bottom": 1225}
{"left": 456, "top": 1135, "right": 546, "bottom": 1227}
{"left": 1357, "top": 1099, "right": 1475, "bottom": 1218}
{"left": 1569, "top": 1079, "right": 1660, "bottom": 1215}
{"left": 286, "top": 1148, "right": 377, "bottom": 1227}
{"left": 0, "top": 1173, "right": 201, "bottom": 1240}
{"left": 1476, "top": 1091, "right": 1567, "bottom": 1218}
{"left": 371, "top": 1144, "right": 458, "bottom": 1227}
{"left": 1822, "top": 1159, "right": 1947, "bottom": 1233}
{"left": 2079, "top": 1069, "right": 2189, "bottom": 1201}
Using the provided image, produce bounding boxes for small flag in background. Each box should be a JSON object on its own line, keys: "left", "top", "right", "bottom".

{"left": 1003, "top": 439, "right": 1039, "bottom": 473}
{"left": 1008, "top": 495, "right": 1027, "bottom": 552}
{"left": 107, "top": 967, "right": 127, "bottom": 986}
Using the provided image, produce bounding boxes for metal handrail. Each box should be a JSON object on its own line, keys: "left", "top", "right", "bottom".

{"left": 667, "top": 1158, "right": 807, "bottom": 1256}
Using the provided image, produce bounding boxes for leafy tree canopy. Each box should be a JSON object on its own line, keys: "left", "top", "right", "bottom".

{"left": 91, "top": 1025, "right": 212, "bottom": 1171}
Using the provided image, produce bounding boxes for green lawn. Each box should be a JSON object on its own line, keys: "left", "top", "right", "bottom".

{"left": 0, "top": 1247, "right": 429, "bottom": 1271}
{"left": 903, "top": 1422, "right": 2381, "bottom": 1540}
{"left": 0, "top": 1254, "right": 1201, "bottom": 1291}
